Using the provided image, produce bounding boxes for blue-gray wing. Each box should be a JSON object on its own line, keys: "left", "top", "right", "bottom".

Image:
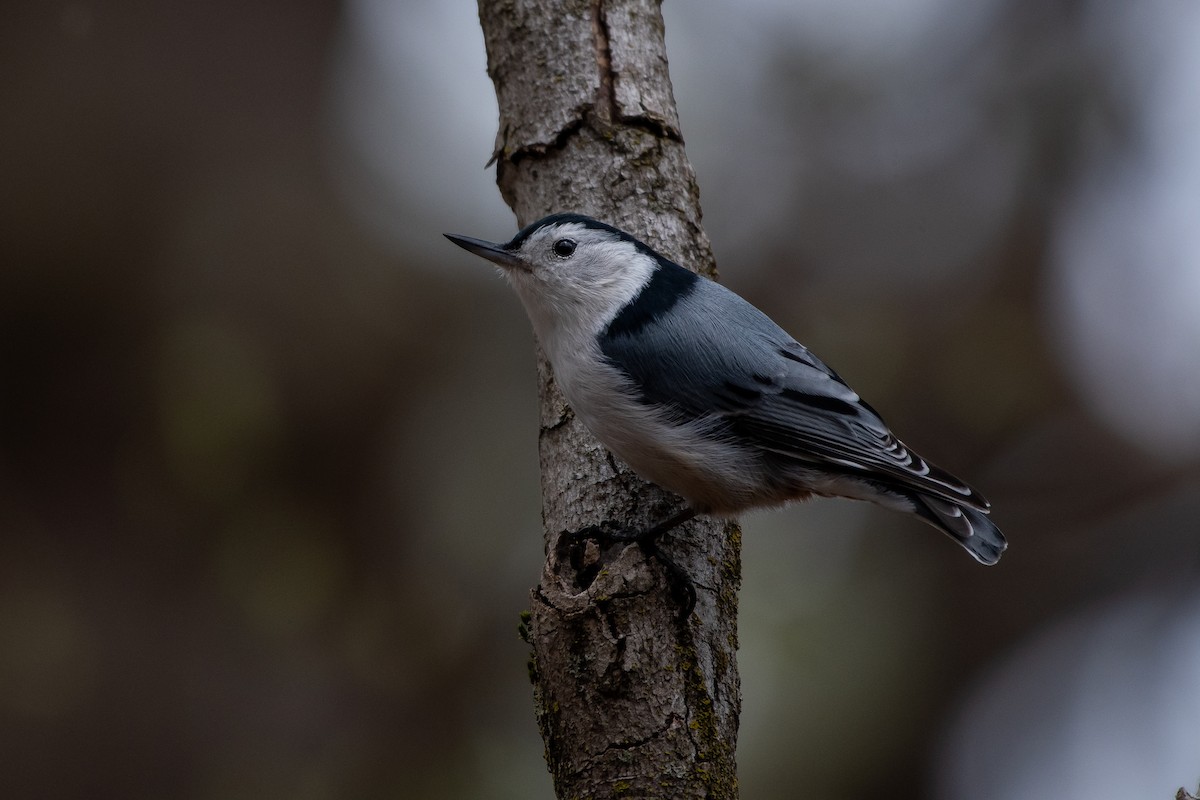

{"left": 600, "top": 274, "right": 988, "bottom": 510}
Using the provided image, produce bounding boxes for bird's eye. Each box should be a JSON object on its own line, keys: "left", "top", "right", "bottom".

{"left": 552, "top": 239, "right": 577, "bottom": 257}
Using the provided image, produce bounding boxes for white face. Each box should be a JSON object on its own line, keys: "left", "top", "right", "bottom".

{"left": 500, "top": 221, "right": 658, "bottom": 342}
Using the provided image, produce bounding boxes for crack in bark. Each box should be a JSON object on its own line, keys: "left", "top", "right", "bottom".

{"left": 501, "top": 104, "right": 680, "bottom": 168}
{"left": 622, "top": 111, "right": 682, "bottom": 143}
{"left": 595, "top": 713, "right": 681, "bottom": 755}
{"left": 562, "top": 698, "right": 686, "bottom": 779}
{"left": 591, "top": 0, "right": 616, "bottom": 122}
{"left": 497, "top": 1, "right": 680, "bottom": 170}
{"left": 502, "top": 113, "right": 588, "bottom": 167}
{"left": 592, "top": 1, "right": 682, "bottom": 142}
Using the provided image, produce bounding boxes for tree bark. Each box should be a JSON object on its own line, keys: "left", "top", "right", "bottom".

{"left": 477, "top": 1, "right": 741, "bottom": 797}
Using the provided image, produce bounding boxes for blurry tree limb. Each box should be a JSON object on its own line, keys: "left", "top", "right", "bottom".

{"left": 477, "top": 0, "right": 741, "bottom": 797}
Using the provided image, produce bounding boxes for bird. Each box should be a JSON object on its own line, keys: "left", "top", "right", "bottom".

{"left": 445, "top": 213, "right": 1006, "bottom": 611}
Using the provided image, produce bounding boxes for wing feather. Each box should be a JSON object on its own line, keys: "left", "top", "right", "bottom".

{"left": 600, "top": 273, "right": 989, "bottom": 511}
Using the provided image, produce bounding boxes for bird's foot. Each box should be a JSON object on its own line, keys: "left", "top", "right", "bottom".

{"left": 564, "top": 520, "right": 638, "bottom": 545}
{"left": 562, "top": 509, "right": 698, "bottom": 621}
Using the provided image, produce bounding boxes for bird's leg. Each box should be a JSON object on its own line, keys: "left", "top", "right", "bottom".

{"left": 564, "top": 507, "right": 699, "bottom": 620}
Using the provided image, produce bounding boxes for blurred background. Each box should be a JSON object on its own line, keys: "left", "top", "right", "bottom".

{"left": 2, "top": 0, "right": 1199, "bottom": 797}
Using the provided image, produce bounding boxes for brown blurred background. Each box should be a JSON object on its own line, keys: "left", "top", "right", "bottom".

{"left": 2, "top": 1, "right": 1198, "bottom": 798}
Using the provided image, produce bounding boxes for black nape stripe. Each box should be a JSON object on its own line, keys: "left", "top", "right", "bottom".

{"left": 604, "top": 260, "right": 700, "bottom": 340}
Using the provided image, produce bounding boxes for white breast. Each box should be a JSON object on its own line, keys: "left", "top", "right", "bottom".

{"left": 552, "top": 342, "right": 767, "bottom": 515}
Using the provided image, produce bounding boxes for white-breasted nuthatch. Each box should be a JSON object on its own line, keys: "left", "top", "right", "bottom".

{"left": 446, "top": 214, "right": 1005, "bottom": 605}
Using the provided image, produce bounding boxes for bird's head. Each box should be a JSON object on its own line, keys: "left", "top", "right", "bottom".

{"left": 445, "top": 213, "right": 661, "bottom": 342}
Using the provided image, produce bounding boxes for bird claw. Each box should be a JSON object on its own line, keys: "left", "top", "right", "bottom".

{"left": 639, "top": 537, "right": 697, "bottom": 621}
{"left": 563, "top": 520, "right": 636, "bottom": 544}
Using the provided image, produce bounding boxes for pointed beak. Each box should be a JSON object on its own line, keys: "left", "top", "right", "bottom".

{"left": 443, "top": 233, "right": 524, "bottom": 270}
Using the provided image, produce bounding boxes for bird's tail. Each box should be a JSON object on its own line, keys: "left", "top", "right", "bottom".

{"left": 910, "top": 494, "right": 1006, "bottom": 565}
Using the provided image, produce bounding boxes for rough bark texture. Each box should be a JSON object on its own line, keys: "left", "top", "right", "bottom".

{"left": 477, "top": 1, "right": 741, "bottom": 797}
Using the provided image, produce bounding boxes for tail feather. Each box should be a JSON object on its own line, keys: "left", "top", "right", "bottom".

{"left": 911, "top": 494, "right": 1007, "bottom": 565}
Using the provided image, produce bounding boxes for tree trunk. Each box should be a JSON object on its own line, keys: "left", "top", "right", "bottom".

{"left": 477, "top": 1, "right": 741, "bottom": 797}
